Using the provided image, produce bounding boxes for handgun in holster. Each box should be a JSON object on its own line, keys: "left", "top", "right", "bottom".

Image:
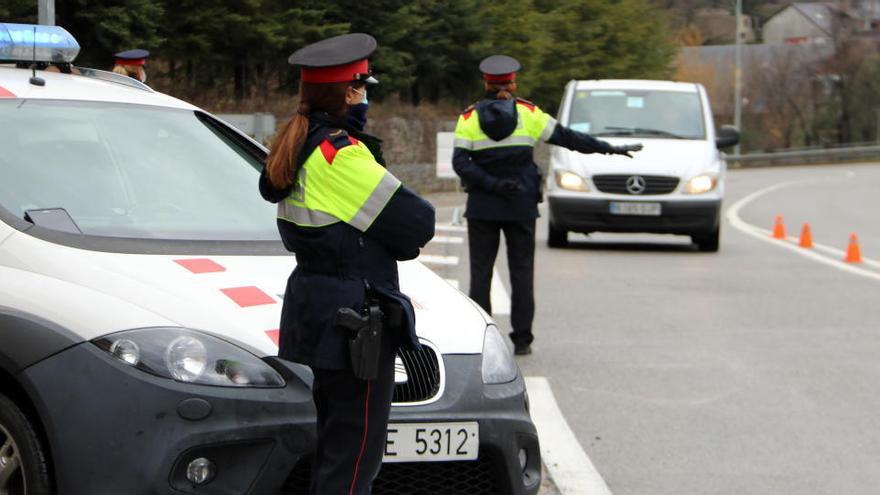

{"left": 335, "top": 302, "right": 383, "bottom": 381}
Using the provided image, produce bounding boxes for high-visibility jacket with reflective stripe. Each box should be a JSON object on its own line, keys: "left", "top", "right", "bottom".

{"left": 278, "top": 132, "right": 401, "bottom": 231}
{"left": 260, "top": 121, "right": 435, "bottom": 369}
{"left": 452, "top": 98, "right": 557, "bottom": 221}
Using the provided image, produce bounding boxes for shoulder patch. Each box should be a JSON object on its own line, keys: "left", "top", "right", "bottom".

{"left": 319, "top": 130, "right": 359, "bottom": 164}
{"left": 461, "top": 104, "right": 476, "bottom": 120}
{"left": 516, "top": 98, "right": 536, "bottom": 112}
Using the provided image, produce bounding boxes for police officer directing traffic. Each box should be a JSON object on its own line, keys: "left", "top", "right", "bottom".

{"left": 259, "top": 33, "right": 435, "bottom": 494}
{"left": 453, "top": 55, "right": 641, "bottom": 355}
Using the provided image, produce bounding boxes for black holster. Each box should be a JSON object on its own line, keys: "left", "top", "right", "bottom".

{"left": 335, "top": 302, "right": 383, "bottom": 380}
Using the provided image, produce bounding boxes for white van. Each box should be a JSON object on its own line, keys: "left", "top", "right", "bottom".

{"left": 545, "top": 79, "right": 739, "bottom": 251}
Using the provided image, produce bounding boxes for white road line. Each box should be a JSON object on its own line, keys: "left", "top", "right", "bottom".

{"left": 490, "top": 267, "right": 511, "bottom": 315}
{"left": 726, "top": 174, "right": 880, "bottom": 282}
{"left": 525, "top": 377, "right": 613, "bottom": 495}
{"left": 431, "top": 235, "right": 464, "bottom": 244}
{"left": 418, "top": 254, "right": 459, "bottom": 266}
{"left": 445, "top": 278, "right": 460, "bottom": 289}
{"left": 435, "top": 223, "right": 467, "bottom": 233}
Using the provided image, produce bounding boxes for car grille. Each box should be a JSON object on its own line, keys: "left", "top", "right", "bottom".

{"left": 392, "top": 345, "right": 441, "bottom": 404}
{"left": 592, "top": 174, "right": 680, "bottom": 195}
{"left": 282, "top": 455, "right": 501, "bottom": 495}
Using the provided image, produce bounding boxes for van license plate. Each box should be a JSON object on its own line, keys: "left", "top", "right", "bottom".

{"left": 610, "top": 202, "right": 662, "bottom": 216}
{"left": 383, "top": 422, "right": 479, "bottom": 462}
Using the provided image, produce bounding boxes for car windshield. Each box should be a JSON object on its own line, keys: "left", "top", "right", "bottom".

{"left": 568, "top": 89, "right": 706, "bottom": 140}
{"left": 0, "top": 99, "right": 278, "bottom": 241}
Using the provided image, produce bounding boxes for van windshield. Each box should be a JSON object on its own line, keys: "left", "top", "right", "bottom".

{"left": 0, "top": 99, "right": 279, "bottom": 241}
{"left": 568, "top": 89, "right": 706, "bottom": 140}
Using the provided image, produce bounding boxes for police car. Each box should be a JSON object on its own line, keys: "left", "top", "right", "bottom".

{"left": 0, "top": 24, "right": 539, "bottom": 494}
{"left": 546, "top": 79, "right": 739, "bottom": 251}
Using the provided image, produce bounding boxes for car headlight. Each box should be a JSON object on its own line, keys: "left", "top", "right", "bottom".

{"left": 555, "top": 170, "right": 590, "bottom": 192}
{"left": 683, "top": 174, "right": 717, "bottom": 194}
{"left": 481, "top": 325, "right": 518, "bottom": 384}
{"left": 93, "top": 328, "right": 285, "bottom": 388}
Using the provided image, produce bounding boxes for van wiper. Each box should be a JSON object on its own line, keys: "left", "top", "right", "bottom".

{"left": 599, "top": 126, "right": 688, "bottom": 139}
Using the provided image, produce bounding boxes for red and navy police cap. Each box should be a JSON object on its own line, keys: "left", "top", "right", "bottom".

{"left": 288, "top": 33, "right": 378, "bottom": 84}
{"left": 114, "top": 49, "right": 150, "bottom": 66}
{"left": 479, "top": 55, "right": 521, "bottom": 83}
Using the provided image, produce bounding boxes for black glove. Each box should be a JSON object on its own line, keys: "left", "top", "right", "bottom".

{"left": 492, "top": 178, "right": 524, "bottom": 198}
{"left": 611, "top": 143, "right": 643, "bottom": 158}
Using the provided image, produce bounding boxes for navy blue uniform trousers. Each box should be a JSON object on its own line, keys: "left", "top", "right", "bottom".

{"left": 309, "top": 334, "right": 396, "bottom": 495}
{"left": 467, "top": 218, "right": 536, "bottom": 347}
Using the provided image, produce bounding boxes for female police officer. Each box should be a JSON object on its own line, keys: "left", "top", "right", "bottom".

{"left": 259, "top": 33, "right": 435, "bottom": 494}
{"left": 453, "top": 55, "right": 641, "bottom": 356}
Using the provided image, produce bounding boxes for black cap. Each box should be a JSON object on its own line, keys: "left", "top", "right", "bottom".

{"left": 479, "top": 55, "right": 521, "bottom": 79}
{"left": 288, "top": 33, "right": 378, "bottom": 84}
{"left": 114, "top": 49, "right": 150, "bottom": 63}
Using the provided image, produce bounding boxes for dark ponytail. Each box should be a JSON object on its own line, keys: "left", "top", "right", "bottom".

{"left": 265, "top": 81, "right": 351, "bottom": 189}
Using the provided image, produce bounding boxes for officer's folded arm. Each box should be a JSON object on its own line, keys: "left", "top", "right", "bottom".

{"left": 364, "top": 185, "right": 435, "bottom": 260}
{"left": 452, "top": 147, "right": 499, "bottom": 193}
{"left": 327, "top": 143, "right": 436, "bottom": 260}
{"left": 258, "top": 167, "right": 291, "bottom": 204}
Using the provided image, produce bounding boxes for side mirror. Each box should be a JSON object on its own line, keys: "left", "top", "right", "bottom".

{"left": 715, "top": 125, "right": 740, "bottom": 149}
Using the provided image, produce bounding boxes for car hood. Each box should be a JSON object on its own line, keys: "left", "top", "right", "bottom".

{"left": 552, "top": 137, "right": 721, "bottom": 178}
{"left": 0, "top": 233, "right": 489, "bottom": 356}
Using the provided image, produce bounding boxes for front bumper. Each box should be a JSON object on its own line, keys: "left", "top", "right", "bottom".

{"left": 548, "top": 194, "right": 721, "bottom": 235}
{"left": 19, "top": 343, "right": 316, "bottom": 495}
{"left": 283, "top": 354, "right": 541, "bottom": 495}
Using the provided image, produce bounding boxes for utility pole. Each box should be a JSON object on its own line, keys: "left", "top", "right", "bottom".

{"left": 38, "top": 0, "right": 55, "bottom": 25}
{"left": 734, "top": 0, "right": 743, "bottom": 155}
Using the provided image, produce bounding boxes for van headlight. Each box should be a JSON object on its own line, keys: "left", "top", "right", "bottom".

{"left": 684, "top": 175, "right": 717, "bottom": 194}
{"left": 555, "top": 170, "right": 590, "bottom": 192}
{"left": 481, "top": 325, "right": 518, "bottom": 384}
{"left": 93, "top": 328, "right": 285, "bottom": 387}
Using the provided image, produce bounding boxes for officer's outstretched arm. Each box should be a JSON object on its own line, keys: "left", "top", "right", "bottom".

{"left": 318, "top": 143, "right": 435, "bottom": 260}
{"left": 528, "top": 105, "right": 641, "bottom": 158}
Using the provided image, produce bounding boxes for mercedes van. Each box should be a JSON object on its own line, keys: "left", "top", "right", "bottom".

{"left": 546, "top": 80, "right": 739, "bottom": 251}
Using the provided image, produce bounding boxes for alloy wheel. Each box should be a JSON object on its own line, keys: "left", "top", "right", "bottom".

{"left": 0, "top": 423, "right": 24, "bottom": 495}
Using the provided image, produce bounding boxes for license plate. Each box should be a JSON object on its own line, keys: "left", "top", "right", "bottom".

{"left": 610, "top": 201, "right": 662, "bottom": 216}
{"left": 383, "top": 422, "right": 479, "bottom": 462}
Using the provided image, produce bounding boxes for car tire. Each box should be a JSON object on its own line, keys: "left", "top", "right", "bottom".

{"left": 0, "top": 393, "right": 51, "bottom": 495}
{"left": 547, "top": 222, "right": 568, "bottom": 248}
{"left": 693, "top": 227, "right": 720, "bottom": 252}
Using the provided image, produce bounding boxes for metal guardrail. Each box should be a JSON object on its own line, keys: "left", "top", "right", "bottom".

{"left": 216, "top": 113, "right": 277, "bottom": 144}
{"left": 726, "top": 144, "right": 880, "bottom": 165}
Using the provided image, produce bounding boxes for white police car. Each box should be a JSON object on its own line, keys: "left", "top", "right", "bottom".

{"left": 0, "top": 24, "right": 539, "bottom": 494}
{"left": 546, "top": 79, "right": 739, "bottom": 251}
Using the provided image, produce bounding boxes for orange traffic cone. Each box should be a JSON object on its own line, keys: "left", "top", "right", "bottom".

{"left": 844, "top": 234, "right": 863, "bottom": 263}
{"left": 772, "top": 215, "right": 787, "bottom": 239}
{"left": 799, "top": 223, "right": 813, "bottom": 248}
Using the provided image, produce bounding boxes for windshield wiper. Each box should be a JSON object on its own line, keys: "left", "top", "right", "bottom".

{"left": 598, "top": 126, "right": 688, "bottom": 139}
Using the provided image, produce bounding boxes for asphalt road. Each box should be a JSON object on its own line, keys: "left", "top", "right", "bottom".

{"left": 423, "top": 163, "right": 880, "bottom": 495}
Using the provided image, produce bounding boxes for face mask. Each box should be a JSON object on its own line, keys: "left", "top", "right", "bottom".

{"left": 348, "top": 100, "right": 369, "bottom": 131}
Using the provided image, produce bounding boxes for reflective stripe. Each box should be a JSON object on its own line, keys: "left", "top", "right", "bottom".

{"left": 277, "top": 201, "right": 340, "bottom": 227}
{"left": 471, "top": 134, "right": 536, "bottom": 151}
{"left": 348, "top": 171, "right": 401, "bottom": 231}
{"left": 540, "top": 117, "right": 558, "bottom": 142}
{"left": 453, "top": 137, "right": 473, "bottom": 150}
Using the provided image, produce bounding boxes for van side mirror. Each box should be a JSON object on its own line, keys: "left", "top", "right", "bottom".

{"left": 716, "top": 125, "right": 740, "bottom": 149}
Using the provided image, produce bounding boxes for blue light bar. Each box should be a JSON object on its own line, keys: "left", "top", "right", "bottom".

{"left": 0, "top": 23, "right": 80, "bottom": 63}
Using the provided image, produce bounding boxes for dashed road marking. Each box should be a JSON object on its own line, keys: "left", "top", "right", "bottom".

{"left": 525, "top": 377, "right": 613, "bottom": 495}
{"left": 726, "top": 174, "right": 880, "bottom": 282}
{"left": 431, "top": 235, "right": 464, "bottom": 244}
{"left": 418, "top": 254, "right": 460, "bottom": 266}
{"left": 435, "top": 223, "right": 467, "bottom": 233}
